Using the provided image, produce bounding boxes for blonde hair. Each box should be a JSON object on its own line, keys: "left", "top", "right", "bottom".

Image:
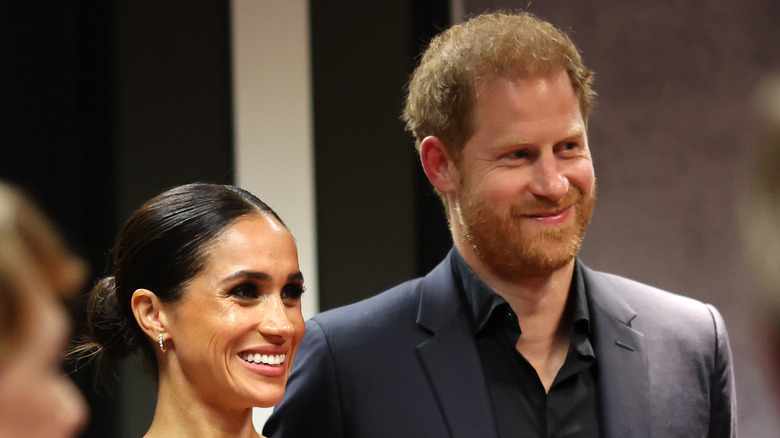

{"left": 403, "top": 11, "right": 596, "bottom": 159}
{"left": 0, "top": 183, "right": 86, "bottom": 363}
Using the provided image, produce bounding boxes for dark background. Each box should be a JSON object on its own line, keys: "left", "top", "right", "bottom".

{"left": 2, "top": 2, "right": 234, "bottom": 436}
{"left": 3, "top": 1, "right": 779, "bottom": 436}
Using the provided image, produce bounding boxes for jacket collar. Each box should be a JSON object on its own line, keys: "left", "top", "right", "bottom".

{"left": 581, "top": 263, "right": 651, "bottom": 438}
{"left": 416, "top": 250, "right": 462, "bottom": 333}
{"left": 415, "top": 250, "right": 499, "bottom": 438}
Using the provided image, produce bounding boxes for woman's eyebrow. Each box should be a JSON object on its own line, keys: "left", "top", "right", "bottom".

{"left": 220, "top": 270, "right": 304, "bottom": 284}
{"left": 220, "top": 270, "right": 271, "bottom": 284}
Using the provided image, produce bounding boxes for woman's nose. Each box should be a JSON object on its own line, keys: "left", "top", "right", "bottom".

{"left": 258, "top": 295, "right": 295, "bottom": 341}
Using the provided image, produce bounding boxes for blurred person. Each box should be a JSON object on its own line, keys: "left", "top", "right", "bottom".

{"left": 740, "top": 75, "right": 780, "bottom": 407}
{"left": 70, "top": 183, "right": 306, "bottom": 438}
{"left": 0, "top": 182, "right": 89, "bottom": 438}
{"left": 266, "top": 11, "right": 736, "bottom": 438}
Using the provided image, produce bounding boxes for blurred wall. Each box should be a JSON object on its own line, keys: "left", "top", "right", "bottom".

{"left": 230, "top": 0, "right": 317, "bottom": 429}
{"left": 309, "top": 0, "right": 419, "bottom": 311}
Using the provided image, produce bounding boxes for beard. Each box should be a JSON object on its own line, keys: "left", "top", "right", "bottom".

{"left": 455, "top": 179, "right": 596, "bottom": 279}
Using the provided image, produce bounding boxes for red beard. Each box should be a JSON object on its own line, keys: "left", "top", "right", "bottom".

{"left": 457, "top": 181, "right": 595, "bottom": 279}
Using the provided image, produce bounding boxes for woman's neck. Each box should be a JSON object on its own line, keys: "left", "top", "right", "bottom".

{"left": 143, "top": 374, "right": 261, "bottom": 438}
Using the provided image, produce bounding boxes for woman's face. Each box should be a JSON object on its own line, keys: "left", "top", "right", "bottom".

{"left": 0, "top": 281, "right": 88, "bottom": 438}
{"left": 163, "top": 213, "right": 305, "bottom": 409}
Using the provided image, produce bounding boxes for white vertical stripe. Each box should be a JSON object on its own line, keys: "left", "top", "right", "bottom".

{"left": 450, "top": 0, "right": 465, "bottom": 23}
{"left": 230, "top": 0, "right": 317, "bottom": 430}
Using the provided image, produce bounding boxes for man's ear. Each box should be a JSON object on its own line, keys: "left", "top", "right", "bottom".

{"left": 131, "top": 288, "right": 168, "bottom": 342}
{"left": 419, "top": 136, "right": 457, "bottom": 195}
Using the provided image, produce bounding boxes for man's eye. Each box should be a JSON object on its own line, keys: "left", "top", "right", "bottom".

{"left": 281, "top": 284, "right": 305, "bottom": 304}
{"left": 228, "top": 283, "right": 260, "bottom": 300}
{"left": 509, "top": 150, "right": 528, "bottom": 159}
{"left": 557, "top": 141, "right": 579, "bottom": 153}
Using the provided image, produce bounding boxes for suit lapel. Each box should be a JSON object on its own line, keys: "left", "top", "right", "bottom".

{"left": 415, "top": 252, "right": 499, "bottom": 438}
{"left": 583, "top": 265, "right": 651, "bottom": 438}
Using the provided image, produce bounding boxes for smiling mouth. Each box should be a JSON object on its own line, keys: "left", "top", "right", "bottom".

{"left": 239, "top": 352, "right": 286, "bottom": 366}
{"left": 527, "top": 207, "right": 569, "bottom": 218}
{"left": 529, "top": 212, "right": 562, "bottom": 218}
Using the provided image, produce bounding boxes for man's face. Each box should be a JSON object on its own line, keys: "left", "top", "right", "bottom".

{"left": 451, "top": 71, "right": 596, "bottom": 280}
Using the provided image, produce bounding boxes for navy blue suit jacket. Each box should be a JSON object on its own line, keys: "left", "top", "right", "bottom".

{"left": 265, "top": 252, "right": 736, "bottom": 437}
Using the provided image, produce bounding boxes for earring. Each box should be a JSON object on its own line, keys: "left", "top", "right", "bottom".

{"left": 158, "top": 334, "right": 167, "bottom": 353}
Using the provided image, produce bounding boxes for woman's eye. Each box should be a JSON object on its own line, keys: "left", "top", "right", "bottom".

{"left": 281, "top": 284, "right": 305, "bottom": 304}
{"left": 228, "top": 283, "right": 260, "bottom": 300}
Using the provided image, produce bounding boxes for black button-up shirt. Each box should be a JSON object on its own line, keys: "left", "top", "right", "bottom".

{"left": 451, "top": 250, "right": 601, "bottom": 437}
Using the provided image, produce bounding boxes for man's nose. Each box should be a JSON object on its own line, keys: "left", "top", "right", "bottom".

{"left": 529, "top": 154, "right": 569, "bottom": 201}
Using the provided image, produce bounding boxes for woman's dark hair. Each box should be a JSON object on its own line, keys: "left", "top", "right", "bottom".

{"left": 70, "top": 183, "right": 284, "bottom": 382}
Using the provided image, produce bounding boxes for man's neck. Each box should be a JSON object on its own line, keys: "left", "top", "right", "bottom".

{"left": 458, "top": 246, "right": 576, "bottom": 309}
{"left": 459, "top": 248, "right": 576, "bottom": 392}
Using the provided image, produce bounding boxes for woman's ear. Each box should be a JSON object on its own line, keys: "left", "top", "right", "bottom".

{"left": 419, "top": 136, "right": 457, "bottom": 195}
{"left": 131, "top": 289, "right": 168, "bottom": 342}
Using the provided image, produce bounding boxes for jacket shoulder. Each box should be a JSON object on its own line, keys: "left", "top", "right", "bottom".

{"left": 584, "top": 266, "right": 724, "bottom": 334}
{"left": 309, "top": 277, "right": 425, "bottom": 338}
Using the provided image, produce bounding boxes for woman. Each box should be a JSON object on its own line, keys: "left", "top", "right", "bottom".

{"left": 0, "top": 182, "right": 89, "bottom": 438}
{"left": 71, "top": 183, "right": 306, "bottom": 438}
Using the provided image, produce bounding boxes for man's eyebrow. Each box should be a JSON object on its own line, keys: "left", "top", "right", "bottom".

{"left": 566, "top": 125, "right": 586, "bottom": 138}
{"left": 497, "top": 126, "right": 586, "bottom": 149}
{"left": 288, "top": 272, "right": 304, "bottom": 283}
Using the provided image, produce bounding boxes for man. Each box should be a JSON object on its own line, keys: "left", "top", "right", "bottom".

{"left": 265, "top": 12, "right": 736, "bottom": 437}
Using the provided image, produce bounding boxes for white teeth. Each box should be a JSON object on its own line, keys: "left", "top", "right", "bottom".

{"left": 241, "top": 352, "right": 285, "bottom": 366}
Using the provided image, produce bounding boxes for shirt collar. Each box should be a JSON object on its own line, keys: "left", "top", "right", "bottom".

{"left": 451, "top": 248, "right": 592, "bottom": 338}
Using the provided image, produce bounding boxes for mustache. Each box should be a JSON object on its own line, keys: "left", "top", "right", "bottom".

{"left": 508, "top": 187, "right": 583, "bottom": 217}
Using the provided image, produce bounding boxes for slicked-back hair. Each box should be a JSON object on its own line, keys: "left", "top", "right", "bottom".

{"left": 71, "top": 183, "right": 285, "bottom": 383}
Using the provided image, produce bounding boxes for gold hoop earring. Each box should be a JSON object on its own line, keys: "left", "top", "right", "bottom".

{"left": 158, "top": 334, "right": 167, "bottom": 353}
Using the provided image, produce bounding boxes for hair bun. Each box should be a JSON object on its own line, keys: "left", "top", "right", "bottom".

{"left": 69, "top": 276, "right": 139, "bottom": 377}
{"left": 88, "top": 276, "right": 140, "bottom": 359}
